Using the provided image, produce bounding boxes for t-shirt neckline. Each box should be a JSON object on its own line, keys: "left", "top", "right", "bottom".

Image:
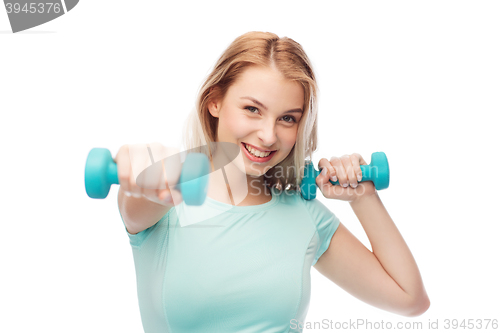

{"left": 203, "top": 187, "right": 280, "bottom": 213}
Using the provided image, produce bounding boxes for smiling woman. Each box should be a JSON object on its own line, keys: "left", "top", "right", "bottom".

{"left": 206, "top": 64, "right": 305, "bottom": 191}
{"left": 118, "top": 31, "right": 429, "bottom": 333}
{"left": 187, "top": 32, "right": 319, "bottom": 196}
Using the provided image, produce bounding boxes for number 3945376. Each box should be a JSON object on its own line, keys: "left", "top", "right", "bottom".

{"left": 5, "top": 2, "right": 62, "bottom": 14}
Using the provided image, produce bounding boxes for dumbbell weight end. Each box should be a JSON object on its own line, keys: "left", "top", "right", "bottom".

{"left": 85, "top": 148, "right": 120, "bottom": 199}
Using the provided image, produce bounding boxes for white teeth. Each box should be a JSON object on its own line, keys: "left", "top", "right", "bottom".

{"left": 245, "top": 144, "right": 271, "bottom": 158}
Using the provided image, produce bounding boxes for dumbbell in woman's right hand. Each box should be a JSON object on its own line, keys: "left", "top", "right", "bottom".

{"left": 85, "top": 143, "right": 210, "bottom": 206}
{"left": 115, "top": 143, "right": 180, "bottom": 206}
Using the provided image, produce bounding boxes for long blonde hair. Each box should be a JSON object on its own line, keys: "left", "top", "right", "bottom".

{"left": 183, "top": 31, "right": 319, "bottom": 193}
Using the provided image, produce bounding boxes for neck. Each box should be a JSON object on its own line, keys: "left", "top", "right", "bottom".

{"left": 207, "top": 147, "right": 270, "bottom": 205}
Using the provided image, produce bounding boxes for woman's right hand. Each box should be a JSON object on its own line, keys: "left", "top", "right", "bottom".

{"left": 113, "top": 143, "right": 183, "bottom": 206}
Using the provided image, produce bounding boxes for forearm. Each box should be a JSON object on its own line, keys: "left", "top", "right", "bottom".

{"left": 349, "top": 192, "right": 429, "bottom": 304}
{"left": 118, "top": 187, "right": 172, "bottom": 235}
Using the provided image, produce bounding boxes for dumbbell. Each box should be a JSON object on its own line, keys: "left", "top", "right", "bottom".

{"left": 84, "top": 148, "right": 210, "bottom": 205}
{"left": 300, "top": 152, "right": 390, "bottom": 200}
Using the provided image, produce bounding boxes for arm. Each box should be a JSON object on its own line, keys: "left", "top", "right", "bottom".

{"left": 314, "top": 192, "right": 430, "bottom": 317}
{"left": 117, "top": 187, "right": 173, "bottom": 235}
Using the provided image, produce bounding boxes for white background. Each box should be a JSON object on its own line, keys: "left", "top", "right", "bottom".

{"left": 1, "top": 1, "right": 499, "bottom": 332}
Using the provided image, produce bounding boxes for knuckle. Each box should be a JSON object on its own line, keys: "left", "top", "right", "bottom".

{"left": 157, "top": 190, "right": 170, "bottom": 202}
{"left": 329, "top": 156, "right": 341, "bottom": 164}
{"left": 119, "top": 144, "right": 129, "bottom": 153}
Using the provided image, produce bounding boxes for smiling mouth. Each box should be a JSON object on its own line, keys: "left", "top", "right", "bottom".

{"left": 242, "top": 142, "right": 276, "bottom": 158}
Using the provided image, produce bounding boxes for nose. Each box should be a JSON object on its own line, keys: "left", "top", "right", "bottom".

{"left": 258, "top": 119, "right": 278, "bottom": 148}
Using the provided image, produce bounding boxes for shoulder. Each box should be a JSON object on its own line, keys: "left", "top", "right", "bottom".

{"left": 273, "top": 189, "right": 339, "bottom": 227}
{"left": 297, "top": 192, "right": 339, "bottom": 223}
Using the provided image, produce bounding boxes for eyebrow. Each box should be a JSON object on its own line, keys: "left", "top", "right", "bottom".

{"left": 240, "top": 96, "right": 303, "bottom": 114}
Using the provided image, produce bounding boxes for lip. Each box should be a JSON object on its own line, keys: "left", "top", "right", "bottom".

{"left": 241, "top": 142, "right": 276, "bottom": 163}
{"left": 242, "top": 142, "right": 275, "bottom": 152}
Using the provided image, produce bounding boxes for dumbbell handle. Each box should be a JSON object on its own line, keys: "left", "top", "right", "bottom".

{"left": 103, "top": 161, "right": 119, "bottom": 187}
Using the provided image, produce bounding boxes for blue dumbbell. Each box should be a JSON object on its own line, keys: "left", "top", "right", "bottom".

{"left": 84, "top": 148, "right": 210, "bottom": 205}
{"left": 300, "top": 152, "right": 390, "bottom": 200}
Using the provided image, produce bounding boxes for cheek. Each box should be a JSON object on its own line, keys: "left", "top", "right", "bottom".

{"left": 280, "top": 129, "right": 298, "bottom": 150}
{"left": 219, "top": 109, "right": 252, "bottom": 136}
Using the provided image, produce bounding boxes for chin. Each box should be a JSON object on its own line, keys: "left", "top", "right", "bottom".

{"left": 245, "top": 163, "right": 276, "bottom": 177}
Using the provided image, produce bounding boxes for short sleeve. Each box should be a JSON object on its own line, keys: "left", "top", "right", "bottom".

{"left": 302, "top": 197, "right": 341, "bottom": 266}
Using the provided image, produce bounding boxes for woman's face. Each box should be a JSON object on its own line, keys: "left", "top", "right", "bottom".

{"left": 209, "top": 65, "right": 304, "bottom": 177}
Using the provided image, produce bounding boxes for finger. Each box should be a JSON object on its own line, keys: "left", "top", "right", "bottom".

{"left": 143, "top": 156, "right": 176, "bottom": 205}
{"left": 142, "top": 187, "right": 162, "bottom": 203}
{"left": 157, "top": 159, "right": 174, "bottom": 205}
{"left": 126, "top": 143, "right": 152, "bottom": 198}
{"left": 350, "top": 153, "right": 363, "bottom": 183}
{"left": 161, "top": 147, "right": 182, "bottom": 188}
{"left": 348, "top": 153, "right": 360, "bottom": 188}
{"left": 128, "top": 171, "right": 143, "bottom": 198}
{"left": 323, "top": 157, "right": 337, "bottom": 182}
{"left": 158, "top": 189, "right": 172, "bottom": 203}
{"left": 142, "top": 188, "right": 172, "bottom": 206}
{"left": 333, "top": 155, "right": 349, "bottom": 188}
{"left": 151, "top": 146, "right": 181, "bottom": 205}
{"left": 138, "top": 146, "right": 167, "bottom": 197}
{"left": 148, "top": 142, "right": 173, "bottom": 163}
{"left": 314, "top": 158, "right": 336, "bottom": 199}
{"left": 316, "top": 158, "right": 334, "bottom": 185}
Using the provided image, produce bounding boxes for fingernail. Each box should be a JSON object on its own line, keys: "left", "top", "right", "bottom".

{"left": 357, "top": 174, "right": 362, "bottom": 182}
{"left": 342, "top": 183, "right": 348, "bottom": 187}
{"left": 351, "top": 183, "right": 358, "bottom": 188}
{"left": 321, "top": 168, "right": 327, "bottom": 176}
{"left": 330, "top": 175, "right": 337, "bottom": 182}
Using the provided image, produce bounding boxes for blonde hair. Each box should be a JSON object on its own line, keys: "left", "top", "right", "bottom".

{"left": 183, "top": 31, "right": 319, "bottom": 193}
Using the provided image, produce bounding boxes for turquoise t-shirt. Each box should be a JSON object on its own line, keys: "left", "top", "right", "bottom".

{"left": 119, "top": 188, "right": 340, "bottom": 333}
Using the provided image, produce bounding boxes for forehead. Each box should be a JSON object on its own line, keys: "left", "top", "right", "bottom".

{"left": 227, "top": 65, "right": 304, "bottom": 106}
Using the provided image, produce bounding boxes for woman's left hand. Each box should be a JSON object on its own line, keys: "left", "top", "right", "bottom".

{"left": 316, "top": 153, "right": 376, "bottom": 202}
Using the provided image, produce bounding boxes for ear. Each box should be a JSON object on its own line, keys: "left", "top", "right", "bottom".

{"left": 208, "top": 87, "right": 222, "bottom": 118}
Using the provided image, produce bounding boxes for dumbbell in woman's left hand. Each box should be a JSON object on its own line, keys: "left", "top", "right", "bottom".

{"left": 316, "top": 153, "right": 376, "bottom": 202}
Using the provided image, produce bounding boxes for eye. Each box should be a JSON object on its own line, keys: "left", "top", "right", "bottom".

{"left": 281, "top": 115, "right": 297, "bottom": 124}
{"left": 245, "top": 106, "right": 297, "bottom": 124}
{"left": 245, "top": 106, "right": 259, "bottom": 114}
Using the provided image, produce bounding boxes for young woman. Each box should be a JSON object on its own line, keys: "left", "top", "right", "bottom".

{"left": 115, "top": 31, "right": 430, "bottom": 333}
